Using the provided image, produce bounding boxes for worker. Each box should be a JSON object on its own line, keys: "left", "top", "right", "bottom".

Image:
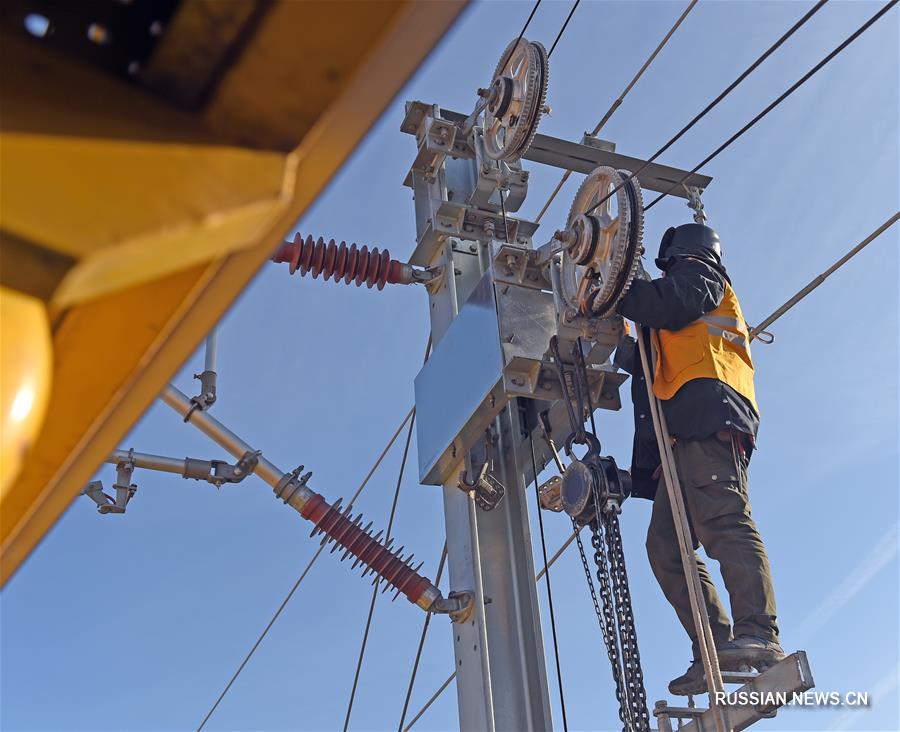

{"left": 613, "top": 223, "right": 783, "bottom": 696}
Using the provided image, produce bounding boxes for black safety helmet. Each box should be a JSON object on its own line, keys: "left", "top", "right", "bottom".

{"left": 655, "top": 223, "right": 722, "bottom": 271}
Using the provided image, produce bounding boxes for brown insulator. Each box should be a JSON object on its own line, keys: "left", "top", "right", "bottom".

{"left": 300, "top": 492, "right": 433, "bottom": 606}
{"left": 272, "top": 234, "right": 405, "bottom": 290}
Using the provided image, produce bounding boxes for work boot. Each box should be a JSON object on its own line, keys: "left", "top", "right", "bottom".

{"left": 669, "top": 641, "right": 741, "bottom": 695}
{"left": 717, "top": 635, "right": 785, "bottom": 671}
{"left": 668, "top": 660, "right": 707, "bottom": 696}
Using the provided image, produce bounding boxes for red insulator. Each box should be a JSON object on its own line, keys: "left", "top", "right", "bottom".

{"left": 272, "top": 234, "right": 405, "bottom": 290}
{"left": 300, "top": 492, "right": 432, "bottom": 605}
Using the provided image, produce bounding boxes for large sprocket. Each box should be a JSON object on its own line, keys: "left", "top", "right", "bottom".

{"left": 483, "top": 37, "right": 549, "bottom": 163}
{"left": 560, "top": 167, "right": 644, "bottom": 317}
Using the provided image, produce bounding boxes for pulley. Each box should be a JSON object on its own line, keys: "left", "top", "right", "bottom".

{"left": 481, "top": 37, "right": 549, "bottom": 162}
{"left": 558, "top": 166, "right": 644, "bottom": 316}
{"left": 561, "top": 434, "right": 631, "bottom": 524}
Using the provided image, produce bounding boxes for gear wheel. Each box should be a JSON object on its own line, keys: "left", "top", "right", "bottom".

{"left": 483, "top": 37, "right": 549, "bottom": 163}
{"left": 560, "top": 167, "right": 644, "bottom": 317}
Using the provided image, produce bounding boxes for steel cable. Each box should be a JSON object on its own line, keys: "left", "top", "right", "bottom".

{"left": 195, "top": 406, "right": 416, "bottom": 731}
{"left": 397, "top": 544, "right": 448, "bottom": 732}
{"left": 343, "top": 409, "right": 417, "bottom": 731}
{"left": 535, "top": 0, "right": 699, "bottom": 223}
{"left": 643, "top": 0, "right": 898, "bottom": 211}
{"left": 548, "top": 0, "right": 581, "bottom": 58}
{"left": 750, "top": 213, "right": 900, "bottom": 340}
{"left": 529, "top": 433, "right": 569, "bottom": 731}
{"left": 403, "top": 526, "right": 583, "bottom": 730}
{"left": 582, "top": 0, "right": 829, "bottom": 217}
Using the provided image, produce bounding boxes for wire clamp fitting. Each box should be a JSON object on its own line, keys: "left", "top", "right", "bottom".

{"left": 274, "top": 464, "right": 313, "bottom": 506}
{"left": 431, "top": 590, "right": 476, "bottom": 624}
{"left": 683, "top": 185, "right": 708, "bottom": 224}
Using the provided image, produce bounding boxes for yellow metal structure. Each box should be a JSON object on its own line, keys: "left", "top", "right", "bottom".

{"left": 0, "top": 0, "right": 466, "bottom": 584}
{"left": 0, "top": 288, "right": 53, "bottom": 496}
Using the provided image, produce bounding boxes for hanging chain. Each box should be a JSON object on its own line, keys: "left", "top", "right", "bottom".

{"left": 588, "top": 515, "right": 630, "bottom": 731}
{"left": 604, "top": 511, "right": 651, "bottom": 730}
{"left": 550, "top": 334, "right": 650, "bottom": 731}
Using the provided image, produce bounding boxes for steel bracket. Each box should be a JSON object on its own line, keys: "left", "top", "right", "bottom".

{"left": 431, "top": 590, "right": 476, "bottom": 624}
{"left": 206, "top": 449, "right": 261, "bottom": 487}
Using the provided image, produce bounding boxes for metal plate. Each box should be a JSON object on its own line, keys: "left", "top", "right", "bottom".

{"left": 415, "top": 272, "right": 505, "bottom": 485}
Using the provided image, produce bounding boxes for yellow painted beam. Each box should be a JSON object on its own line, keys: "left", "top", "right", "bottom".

{"left": 0, "top": 0, "right": 467, "bottom": 585}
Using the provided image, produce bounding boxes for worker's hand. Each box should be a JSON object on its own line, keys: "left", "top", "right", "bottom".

{"left": 635, "top": 257, "right": 653, "bottom": 281}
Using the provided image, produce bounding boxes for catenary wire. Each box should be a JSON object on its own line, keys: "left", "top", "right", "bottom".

{"left": 529, "top": 434, "right": 569, "bottom": 731}
{"left": 343, "top": 409, "right": 417, "bottom": 731}
{"left": 547, "top": 0, "right": 581, "bottom": 58}
{"left": 195, "top": 406, "right": 416, "bottom": 731}
{"left": 750, "top": 213, "right": 899, "bottom": 340}
{"left": 582, "top": 0, "right": 829, "bottom": 217}
{"left": 397, "top": 543, "right": 448, "bottom": 732}
{"left": 535, "top": 0, "right": 699, "bottom": 223}
{"left": 506, "top": 0, "right": 543, "bottom": 66}
{"left": 643, "top": 0, "right": 897, "bottom": 211}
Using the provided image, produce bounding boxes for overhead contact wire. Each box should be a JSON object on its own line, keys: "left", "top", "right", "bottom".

{"left": 535, "top": 0, "right": 699, "bottom": 223}
{"left": 583, "top": 0, "right": 829, "bottom": 217}
{"left": 644, "top": 0, "right": 897, "bottom": 211}
{"left": 529, "top": 434, "right": 569, "bottom": 731}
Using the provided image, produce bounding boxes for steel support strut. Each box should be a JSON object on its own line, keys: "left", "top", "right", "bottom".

{"left": 159, "top": 385, "right": 470, "bottom": 617}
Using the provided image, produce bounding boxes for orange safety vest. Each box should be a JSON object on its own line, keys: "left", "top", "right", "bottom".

{"left": 651, "top": 281, "right": 758, "bottom": 413}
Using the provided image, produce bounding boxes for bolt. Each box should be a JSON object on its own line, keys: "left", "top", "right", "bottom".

{"left": 468, "top": 244, "right": 477, "bottom": 253}
{"left": 542, "top": 382, "right": 552, "bottom": 391}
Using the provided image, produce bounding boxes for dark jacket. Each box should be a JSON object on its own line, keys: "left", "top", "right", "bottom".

{"left": 615, "top": 257, "right": 759, "bottom": 500}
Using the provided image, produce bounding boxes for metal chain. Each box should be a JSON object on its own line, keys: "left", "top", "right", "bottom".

{"left": 575, "top": 518, "right": 630, "bottom": 730}
{"left": 550, "top": 332, "right": 649, "bottom": 731}
{"left": 590, "top": 514, "right": 630, "bottom": 731}
{"left": 604, "top": 512, "right": 650, "bottom": 731}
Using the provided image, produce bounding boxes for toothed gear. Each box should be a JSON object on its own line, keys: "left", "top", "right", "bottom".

{"left": 483, "top": 37, "right": 549, "bottom": 163}
{"left": 561, "top": 166, "right": 644, "bottom": 316}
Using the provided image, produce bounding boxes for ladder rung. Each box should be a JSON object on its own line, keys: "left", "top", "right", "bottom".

{"left": 721, "top": 670, "right": 759, "bottom": 684}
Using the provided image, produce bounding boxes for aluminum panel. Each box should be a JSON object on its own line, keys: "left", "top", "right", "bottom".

{"left": 415, "top": 272, "right": 505, "bottom": 485}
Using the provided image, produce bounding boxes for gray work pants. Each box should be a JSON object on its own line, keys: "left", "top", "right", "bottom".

{"left": 646, "top": 432, "right": 779, "bottom": 658}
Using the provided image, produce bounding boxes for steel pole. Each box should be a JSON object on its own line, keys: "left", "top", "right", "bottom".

{"left": 204, "top": 329, "right": 218, "bottom": 373}
{"left": 413, "top": 153, "right": 553, "bottom": 730}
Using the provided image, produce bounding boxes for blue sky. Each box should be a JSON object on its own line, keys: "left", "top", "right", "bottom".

{"left": 2, "top": 1, "right": 898, "bottom": 730}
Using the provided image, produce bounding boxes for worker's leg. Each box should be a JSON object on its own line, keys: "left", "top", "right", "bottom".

{"left": 646, "top": 473, "right": 733, "bottom": 657}
{"left": 675, "top": 434, "right": 779, "bottom": 643}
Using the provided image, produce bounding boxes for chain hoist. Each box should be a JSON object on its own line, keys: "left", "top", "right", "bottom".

{"left": 551, "top": 338, "right": 651, "bottom": 732}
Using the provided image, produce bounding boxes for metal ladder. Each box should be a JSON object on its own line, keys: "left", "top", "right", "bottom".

{"left": 653, "top": 652, "right": 814, "bottom": 732}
